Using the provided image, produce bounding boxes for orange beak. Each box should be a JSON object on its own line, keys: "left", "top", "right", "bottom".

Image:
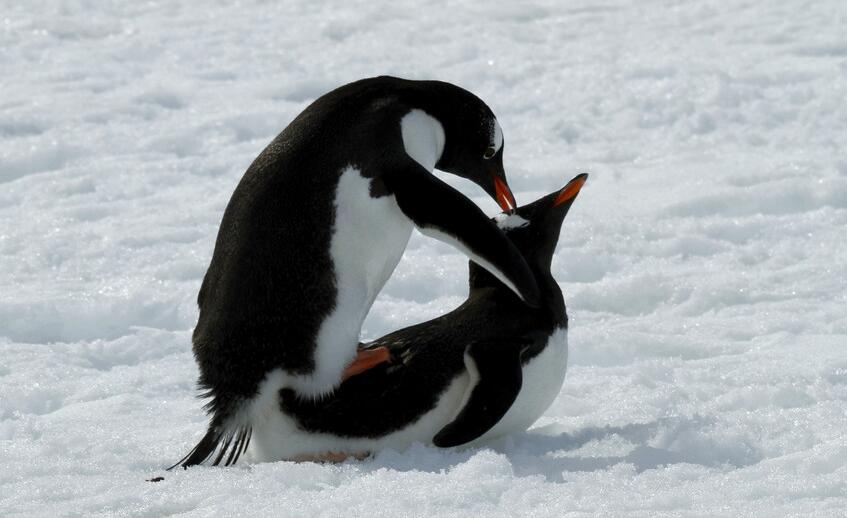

{"left": 554, "top": 174, "right": 587, "bottom": 207}
{"left": 493, "top": 174, "right": 517, "bottom": 212}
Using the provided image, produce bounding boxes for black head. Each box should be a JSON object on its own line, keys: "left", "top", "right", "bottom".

{"left": 416, "top": 81, "right": 515, "bottom": 211}
{"left": 469, "top": 173, "right": 588, "bottom": 292}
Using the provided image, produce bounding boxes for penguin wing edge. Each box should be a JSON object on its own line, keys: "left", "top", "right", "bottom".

{"left": 432, "top": 340, "right": 524, "bottom": 448}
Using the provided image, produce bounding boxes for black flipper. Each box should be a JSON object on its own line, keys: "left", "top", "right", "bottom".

{"left": 168, "top": 424, "right": 252, "bottom": 470}
{"left": 433, "top": 340, "right": 524, "bottom": 448}
{"left": 385, "top": 164, "right": 540, "bottom": 307}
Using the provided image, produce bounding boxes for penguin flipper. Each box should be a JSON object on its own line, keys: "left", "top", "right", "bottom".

{"left": 167, "top": 424, "right": 252, "bottom": 470}
{"left": 432, "top": 339, "right": 524, "bottom": 448}
{"left": 386, "top": 165, "right": 540, "bottom": 307}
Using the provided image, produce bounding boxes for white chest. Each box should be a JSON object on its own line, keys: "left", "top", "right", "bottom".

{"left": 330, "top": 166, "right": 413, "bottom": 303}
{"left": 288, "top": 166, "right": 413, "bottom": 396}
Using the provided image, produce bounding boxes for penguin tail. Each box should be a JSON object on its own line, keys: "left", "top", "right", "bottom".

{"left": 168, "top": 424, "right": 252, "bottom": 470}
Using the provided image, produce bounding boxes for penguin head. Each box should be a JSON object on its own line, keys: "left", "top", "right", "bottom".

{"left": 427, "top": 86, "right": 515, "bottom": 212}
{"left": 470, "top": 173, "right": 588, "bottom": 291}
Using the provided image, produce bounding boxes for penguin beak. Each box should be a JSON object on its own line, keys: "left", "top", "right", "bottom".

{"left": 553, "top": 173, "right": 587, "bottom": 207}
{"left": 492, "top": 173, "right": 517, "bottom": 212}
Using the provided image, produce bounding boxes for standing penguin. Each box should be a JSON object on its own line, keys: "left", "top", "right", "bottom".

{"left": 172, "top": 76, "right": 540, "bottom": 468}
{"left": 245, "top": 174, "right": 588, "bottom": 462}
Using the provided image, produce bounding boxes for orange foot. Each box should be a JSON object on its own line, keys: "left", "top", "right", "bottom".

{"left": 341, "top": 346, "right": 391, "bottom": 381}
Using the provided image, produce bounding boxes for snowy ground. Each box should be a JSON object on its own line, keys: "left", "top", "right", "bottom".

{"left": 2, "top": 0, "right": 846, "bottom": 516}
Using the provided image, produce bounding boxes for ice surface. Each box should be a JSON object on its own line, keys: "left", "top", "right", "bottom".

{"left": 2, "top": 0, "right": 846, "bottom": 516}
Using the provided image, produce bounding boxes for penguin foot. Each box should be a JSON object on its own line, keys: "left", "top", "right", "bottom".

{"left": 341, "top": 346, "right": 391, "bottom": 381}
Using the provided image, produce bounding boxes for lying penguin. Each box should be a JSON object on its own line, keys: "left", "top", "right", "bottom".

{"left": 240, "top": 173, "right": 587, "bottom": 462}
{"left": 172, "top": 76, "right": 541, "bottom": 468}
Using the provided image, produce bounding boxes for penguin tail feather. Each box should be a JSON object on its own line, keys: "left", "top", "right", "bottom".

{"left": 167, "top": 425, "right": 252, "bottom": 470}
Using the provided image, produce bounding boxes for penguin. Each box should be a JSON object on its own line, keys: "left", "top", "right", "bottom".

{"left": 171, "top": 76, "right": 541, "bottom": 468}
{"left": 244, "top": 173, "right": 587, "bottom": 462}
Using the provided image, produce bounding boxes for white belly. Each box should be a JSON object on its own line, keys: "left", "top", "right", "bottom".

{"left": 246, "top": 328, "right": 568, "bottom": 461}
{"left": 467, "top": 327, "right": 569, "bottom": 445}
{"left": 288, "top": 166, "right": 413, "bottom": 396}
{"left": 247, "top": 373, "right": 470, "bottom": 462}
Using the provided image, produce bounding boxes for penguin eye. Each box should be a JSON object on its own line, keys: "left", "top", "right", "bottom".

{"left": 483, "top": 147, "right": 497, "bottom": 159}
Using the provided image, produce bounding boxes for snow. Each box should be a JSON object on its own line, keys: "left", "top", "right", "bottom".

{"left": 2, "top": 0, "right": 846, "bottom": 515}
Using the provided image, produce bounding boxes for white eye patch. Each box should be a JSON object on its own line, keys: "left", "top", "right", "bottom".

{"left": 491, "top": 118, "right": 503, "bottom": 152}
{"left": 401, "top": 109, "right": 446, "bottom": 171}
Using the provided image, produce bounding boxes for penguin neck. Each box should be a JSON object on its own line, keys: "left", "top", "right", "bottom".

{"left": 400, "top": 109, "right": 445, "bottom": 171}
{"left": 468, "top": 260, "right": 566, "bottom": 326}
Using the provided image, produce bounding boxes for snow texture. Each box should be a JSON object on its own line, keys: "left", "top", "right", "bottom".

{"left": 2, "top": 0, "right": 846, "bottom": 516}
